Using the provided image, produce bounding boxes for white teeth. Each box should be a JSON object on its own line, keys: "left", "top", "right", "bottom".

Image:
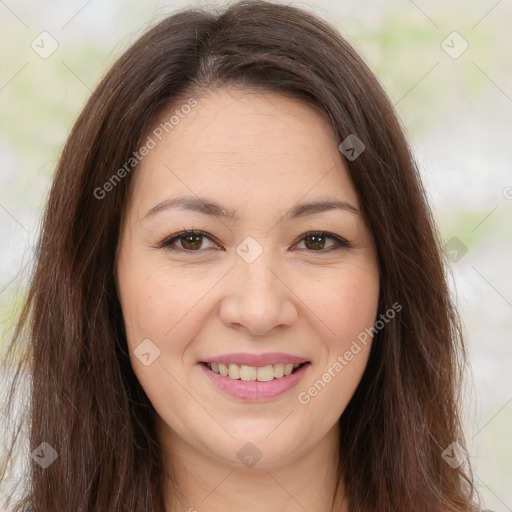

{"left": 206, "top": 362, "right": 304, "bottom": 381}
{"left": 273, "top": 363, "right": 284, "bottom": 378}
{"left": 228, "top": 364, "right": 240, "bottom": 379}
{"left": 256, "top": 365, "right": 275, "bottom": 382}
{"left": 284, "top": 363, "right": 294, "bottom": 376}
{"left": 239, "top": 365, "right": 257, "bottom": 381}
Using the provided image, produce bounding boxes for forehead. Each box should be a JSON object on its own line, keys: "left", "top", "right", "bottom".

{"left": 128, "top": 87, "right": 359, "bottom": 216}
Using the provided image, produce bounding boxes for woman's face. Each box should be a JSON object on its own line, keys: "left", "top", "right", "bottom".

{"left": 116, "top": 87, "right": 379, "bottom": 470}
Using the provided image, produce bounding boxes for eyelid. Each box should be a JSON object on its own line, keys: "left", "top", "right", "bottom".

{"left": 158, "top": 230, "right": 351, "bottom": 253}
{"left": 291, "top": 231, "right": 351, "bottom": 252}
{"left": 158, "top": 230, "right": 220, "bottom": 250}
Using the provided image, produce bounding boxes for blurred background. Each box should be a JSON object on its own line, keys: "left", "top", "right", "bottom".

{"left": 1, "top": 0, "right": 511, "bottom": 508}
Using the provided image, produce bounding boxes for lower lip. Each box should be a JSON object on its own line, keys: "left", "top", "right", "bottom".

{"left": 199, "top": 362, "right": 311, "bottom": 401}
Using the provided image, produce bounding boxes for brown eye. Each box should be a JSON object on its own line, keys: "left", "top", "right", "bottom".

{"left": 295, "top": 232, "right": 349, "bottom": 252}
{"left": 303, "top": 233, "right": 327, "bottom": 250}
{"left": 180, "top": 233, "right": 203, "bottom": 250}
{"left": 160, "top": 231, "right": 218, "bottom": 251}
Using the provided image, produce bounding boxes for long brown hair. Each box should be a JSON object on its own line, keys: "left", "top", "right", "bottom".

{"left": 0, "top": 1, "right": 479, "bottom": 510}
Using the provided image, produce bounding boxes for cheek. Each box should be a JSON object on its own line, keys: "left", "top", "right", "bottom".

{"left": 302, "top": 262, "right": 380, "bottom": 349}
{"left": 309, "top": 266, "right": 379, "bottom": 408}
{"left": 296, "top": 276, "right": 378, "bottom": 417}
{"left": 116, "top": 259, "right": 192, "bottom": 404}
{"left": 337, "top": 275, "right": 379, "bottom": 344}
{"left": 117, "top": 257, "right": 195, "bottom": 343}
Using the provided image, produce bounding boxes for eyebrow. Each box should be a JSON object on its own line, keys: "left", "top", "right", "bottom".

{"left": 142, "top": 195, "right": 359, "bottom": 222}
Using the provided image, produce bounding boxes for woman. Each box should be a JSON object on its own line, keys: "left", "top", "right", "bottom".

{"left": 0, "top": 1, "right": 479, "bottom": 510}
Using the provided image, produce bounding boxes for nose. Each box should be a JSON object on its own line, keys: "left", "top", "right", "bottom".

{"left": 219, "top": 246, "right": 298, "bottom": 337}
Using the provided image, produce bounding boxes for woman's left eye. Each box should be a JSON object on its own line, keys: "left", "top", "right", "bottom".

{"left": 159, "top": 230, "right": 350, "bottom": 253}
{"left": 294, "top": 232, "right": 350, "bottom": 252}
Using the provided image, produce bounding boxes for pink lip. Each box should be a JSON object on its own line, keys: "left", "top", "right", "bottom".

{"left": 199, "top": 361, "right": 311, "bottom": 401}
{"left": 201, "top": 352, "right": 309, "bottom": 366}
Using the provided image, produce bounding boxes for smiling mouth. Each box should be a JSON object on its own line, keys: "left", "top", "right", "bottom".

{"left": 201, "top": 361, "right": 310, "bottom": 382}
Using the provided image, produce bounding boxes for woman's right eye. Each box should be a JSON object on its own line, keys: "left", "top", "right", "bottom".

{"left": 160, "top": 230, "right": 220, "bottom": 252}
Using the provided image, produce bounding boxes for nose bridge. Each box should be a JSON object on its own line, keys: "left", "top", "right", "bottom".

{"left": 220, "top": 236, "right": 297, "bottom": 335}
{"left": 236, "top": 237, "right": 281, "bottom": 308}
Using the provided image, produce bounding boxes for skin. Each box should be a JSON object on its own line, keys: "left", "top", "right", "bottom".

{"left": 116, "top": 87, "right": 380, "bottom": 512}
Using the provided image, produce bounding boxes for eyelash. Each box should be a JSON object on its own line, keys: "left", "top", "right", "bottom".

{"left": 158, "top": 230, "right": 351, "bottom": 254}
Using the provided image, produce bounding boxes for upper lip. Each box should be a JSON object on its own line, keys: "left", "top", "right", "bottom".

{"left": 201, "top": 353, "right": 310, "bottom": 367}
